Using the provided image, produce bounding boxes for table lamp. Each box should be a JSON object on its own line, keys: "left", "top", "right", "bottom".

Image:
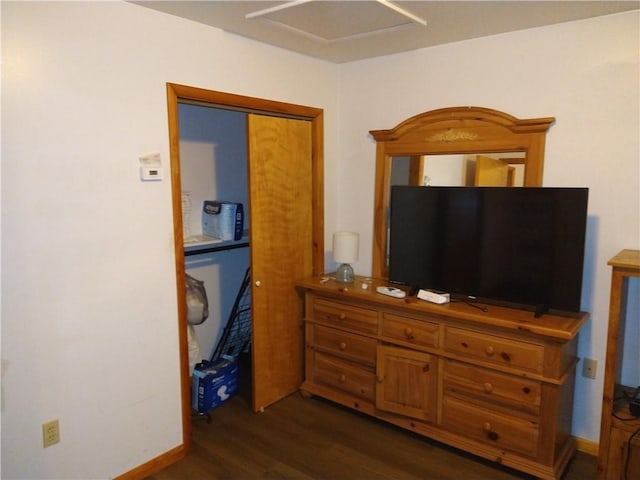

{"left": 333, "top": 231, "right": 359, "bottom": 283}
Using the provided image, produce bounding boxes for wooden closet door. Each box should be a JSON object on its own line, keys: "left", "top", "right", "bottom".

{"left": 247, "top": 114, "right": 313, "bottom": 412}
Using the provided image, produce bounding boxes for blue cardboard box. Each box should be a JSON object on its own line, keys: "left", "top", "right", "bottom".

{"left": 202, "top": 201, "right": 244, "bottom": 241}
{"left": 192, "top": 355, "right": 239, "bottom": 413}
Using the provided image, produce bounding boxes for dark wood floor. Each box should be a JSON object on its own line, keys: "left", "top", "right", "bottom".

{"left": 146, "top": 381, "right": 596, "bottom": 480}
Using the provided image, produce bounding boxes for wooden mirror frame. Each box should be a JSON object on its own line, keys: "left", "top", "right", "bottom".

{"left": 370, "top": 106, "right": 555, "bottom": 279}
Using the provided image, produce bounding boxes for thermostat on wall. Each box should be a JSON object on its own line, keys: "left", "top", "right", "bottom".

{"left": 140, "top": 165, "right": 164, "bottom": 181}
{"left": 139, "top": 152, "right": 163, "bottom": 181}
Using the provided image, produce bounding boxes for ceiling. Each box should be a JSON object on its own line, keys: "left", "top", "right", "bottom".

{"left": 133, "top": 1, "right": 639, "bottom": 63}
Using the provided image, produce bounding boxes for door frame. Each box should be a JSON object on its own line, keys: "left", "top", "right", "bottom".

{"left": 166, "top": 83, "right": 324, "bottom": 451}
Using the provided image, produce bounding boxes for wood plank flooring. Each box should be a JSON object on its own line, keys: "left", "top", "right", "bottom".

{"left": 146, "top": 385, "right": 596, "bottom": 480}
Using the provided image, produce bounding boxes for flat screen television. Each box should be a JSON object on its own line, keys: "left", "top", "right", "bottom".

{"left": 388, "top": 186, "right": 589, "bottom": 316}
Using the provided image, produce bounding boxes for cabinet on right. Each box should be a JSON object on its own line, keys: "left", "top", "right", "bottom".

{"left": 597, "top": 249, "right": 640, "bottom": 480}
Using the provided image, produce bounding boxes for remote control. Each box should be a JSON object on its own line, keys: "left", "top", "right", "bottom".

{"left": 376, "top": 286, "right": 406, "bottom": 298}
{"left": 417, "top": 289, "right": 450, "bottom": 304}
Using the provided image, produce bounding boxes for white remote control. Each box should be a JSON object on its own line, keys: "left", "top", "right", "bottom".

{"left": 417, "top": 289, "right": 450, "bottom": 304}
{"left": 376, "top": 286, "right": 406, "bottom": 298}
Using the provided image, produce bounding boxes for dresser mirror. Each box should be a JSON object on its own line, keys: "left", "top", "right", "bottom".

{"left": 390, "top": 151, "right": 527, "bottom": 188}
{"left": 370, "top": 106, "right": 555, "bottom": 278}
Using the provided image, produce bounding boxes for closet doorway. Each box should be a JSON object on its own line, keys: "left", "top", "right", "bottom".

{"left": 166, "top": 84, "right": 324, "bottom": 447}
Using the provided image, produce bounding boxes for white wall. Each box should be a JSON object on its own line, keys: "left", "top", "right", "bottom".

{"left": 1, "top": 2, "right": 340, "bottom": 479}
{"left": 338, "top": 11, "right": 640, "bottom": 442}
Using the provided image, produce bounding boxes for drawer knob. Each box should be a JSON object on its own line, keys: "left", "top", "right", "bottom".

{"left": 339, "top": 374, "right": 346, "bottom": 383}
{"left": 404, "top": 327, "right": 414, "bottom": 339}
{"left": 339, "top": 313, "right": 346, "bottom": 320}
{"left": 339, "top": 342, "right": 347, "bottom": 350}
{"left": 483, "top": 422, "right": 499, "bottom": 441}
{"left": 485, "top": 345, "right": 495, "bottom": 356}
{"left": 483, "top": 382, "right": 493, "bottom": 393}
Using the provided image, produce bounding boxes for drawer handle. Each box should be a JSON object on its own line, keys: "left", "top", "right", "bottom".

{"left": 339, "top": 374, "right": 346, "bottom": 383}
{"left": 339, "top": 313, "right": 346, "bottom": 320}
{"left": 485, "top": 346, "right": 495, "bottom": 357}
{"left": 339, "top": 342, "right": 347, "bottom": 351}
{"left": 483, "top": 382, "right": 493, "bottom": 393}
{"left": 483, "top": 422, "right": 499, "bottom": 441}
{"left": 404, "top": 327, "right": 414, "bottom": 340}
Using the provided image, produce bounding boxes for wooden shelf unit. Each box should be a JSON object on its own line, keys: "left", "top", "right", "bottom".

{"left": 297, "top": 276, "right": 588, "bottom": 480}
{"left": 183, "top": 233, "right": 250, "bottom": 256}
{"left": 597, "top": 249, "right": 640, "bottom": 480}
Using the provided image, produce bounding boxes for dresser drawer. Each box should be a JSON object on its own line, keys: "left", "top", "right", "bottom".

{"left": 444, "top": 327, "right": 544, "bottom": 374}
{"left": 311, "top": 352, "right": 376, "bottom": 401}
{"left": 312, "top": 324, "right": 377, "bottom": 366}
{"left": 381, "top": 312, "right": 440, "bottom": 349}
{"left": 443, "top": 360, "right": 541, "bottom": 416}
{"left": 313, "top": 297, "right": 378, "bottom": 335}
{"left": 442, "top": 396, "right": 539, "bottom": 457}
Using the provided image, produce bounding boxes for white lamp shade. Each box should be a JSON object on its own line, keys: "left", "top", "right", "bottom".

{"left": 333, "top": 231, "right": 359, "bottom": 264}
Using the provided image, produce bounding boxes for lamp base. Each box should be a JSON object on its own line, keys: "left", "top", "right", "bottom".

{"left": 335, "top": 263, "right": 355, "bottom": 283}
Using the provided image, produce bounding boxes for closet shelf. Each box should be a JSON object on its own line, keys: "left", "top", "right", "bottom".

{"left": 184, "top": 232, "right": 249, "bottom": 256}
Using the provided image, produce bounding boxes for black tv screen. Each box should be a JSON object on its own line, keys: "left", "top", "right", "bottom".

{"left": 388, "top": 186, "right": 589, "bottom": 314}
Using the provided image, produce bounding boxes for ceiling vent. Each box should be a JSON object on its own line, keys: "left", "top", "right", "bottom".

{"left": 245, "top": 0, "right": 427, "bottom": 43}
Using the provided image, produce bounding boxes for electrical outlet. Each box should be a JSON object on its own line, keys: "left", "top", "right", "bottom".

{"left": 582, "top": 358, "right": 597, "bottom": 379}
{"left": 42, "top": 419, "right": 60, "bottom": 447}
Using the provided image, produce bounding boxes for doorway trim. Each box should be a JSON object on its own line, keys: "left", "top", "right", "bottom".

{"left": 167, "top": 83, "right": 324, "bottom": 462}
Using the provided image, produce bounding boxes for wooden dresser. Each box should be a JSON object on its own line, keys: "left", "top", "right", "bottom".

{"left": 297, "top": 276, "right": 588, "bottom": 480}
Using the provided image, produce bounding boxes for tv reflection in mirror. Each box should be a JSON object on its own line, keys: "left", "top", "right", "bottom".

{"left": 388, "top": 186, "right": 589, "bottom": 317}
